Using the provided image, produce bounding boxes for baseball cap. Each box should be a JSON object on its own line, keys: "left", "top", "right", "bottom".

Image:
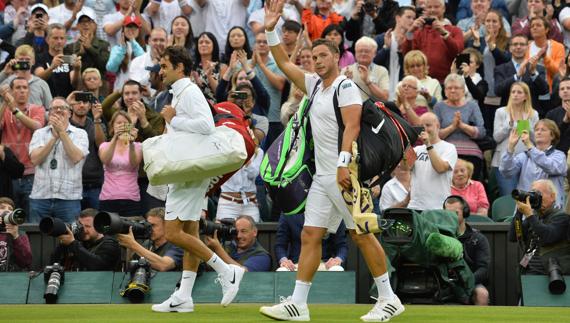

{"left": 145, "top": 64, "right": 161, "bottom": 73}
{"left": 123, "top": 15, "right": 142, "bottom": 28}
{"left": 31, "top": 3, "right": 49, "bottom": 14}
{"left": 76, "top": 7, "right": 97, "bottom": 23}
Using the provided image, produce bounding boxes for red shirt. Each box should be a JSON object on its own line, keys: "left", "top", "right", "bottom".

{"left": 1, "top": 105, "right": 46, "bottom": 175}
{"left": 402, "top": 25, "right": 464, "bottom": 83}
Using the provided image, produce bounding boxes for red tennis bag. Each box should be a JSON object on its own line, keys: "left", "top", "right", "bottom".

{"left": 206, "top": 102, "right": 256, "bottom": 196}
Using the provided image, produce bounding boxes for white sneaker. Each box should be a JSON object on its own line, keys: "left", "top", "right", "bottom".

{"left": 259, "top": 296, "right": 310, "bottom": 321}
{"left": 151, "top": 294, "right": 194, "bottom": 313}
{"left": 360, "top": 296, "right": 405, "bottom": 322}
{"left": 216, "top": 264, "right": 245, "bottom": 306}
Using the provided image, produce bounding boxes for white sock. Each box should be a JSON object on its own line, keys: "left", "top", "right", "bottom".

{"left": 206, "top": 253, "right": 231, "bottom": 275}
{"left": 291, "top": 280, "right": 311, "bottom": 305}
{"left": 374, "top": 272, "right": 395, "bottom": 300}
{"left": 174, "top": 270, "right": 197, "bottom": 300}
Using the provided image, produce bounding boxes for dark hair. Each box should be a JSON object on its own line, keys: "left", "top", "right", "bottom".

{"left": 170, "top": 16, "right": 194, "bottom": 52}
{"left": 10, "top": 76, "right": 28, "bottom": 89}
{"left": 282, "top": 20, "right": 302, "bottom": 33}
{"left": 79, "top": 208, "right": 98, "bottom": 219}
{"left": 123, "top": 79, "right": 143, "bottom": 93}
{"left": 560, "top": 76, "right": 570, "bottom": 84}
{"left": 164, "top": 45, "right": 193, "bottom": 76}
{"left": 312, "top": 38, "right": 340, "bottom": 55}
{"left": 222, "top": 26, "right": 252, "bottom": 64}
{"left": 194, "top": 32, "right": 221, "bottom": 69}
{"left": 397, "top": 6, "right": 416, "bottom": 16}
{"left": 235, "top": 82, "right": 256, "bottom": 101}
{"left": 321, "top": 24, "right": 346, "bottom": 56}
{"left": 0, "top": 197, "right": 15, "bottom": 209}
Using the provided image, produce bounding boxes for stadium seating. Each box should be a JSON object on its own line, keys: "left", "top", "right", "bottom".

{"left": 491, "top": 196, "right": 516, "bottom": 223}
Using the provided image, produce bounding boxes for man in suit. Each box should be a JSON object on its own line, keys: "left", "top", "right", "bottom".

{"left": 494, "top": 34, "right": 549, "bottom": 116}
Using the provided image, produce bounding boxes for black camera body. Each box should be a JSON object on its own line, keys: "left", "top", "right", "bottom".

{"left": 512, "top": 189, "right": 542, "bottom": 209}
{"left": 75, "top": 91, "right": 97, "bottom": 104}
{"left": 0, "top": 208, "right": 25, "bottom": 232}
{"left": 39, "top": 217, "right": 85, "bottom": 240}
{"left": 424, "top": 17, "right": 436, "bottom": 25}
{"left": 199, "top": 218, "right": 237, "bottom": 241}
{"left": 44, "top": 263, "right": 65, "bottom": 304}
{"left": 122, "top": 257, "right": 151, "bottom": 303}
{"left": 93, "top": 211, "right": 152, "bottom": 239}
{"left": 13, "top": 61, "right": 31, "bottom": 71}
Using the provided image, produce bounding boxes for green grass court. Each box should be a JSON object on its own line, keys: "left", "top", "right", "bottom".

{"left": 1, "top": 304, "right": 569, "bottom": 322}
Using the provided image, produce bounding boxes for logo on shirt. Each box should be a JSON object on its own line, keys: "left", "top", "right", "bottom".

{"left": 417, "top": 152, "right": 430, "bottom": 162}
{"left": 342, "top": 82, "right": 352, "bottom": 89}
{"left": 371, "top": 119, "right": 385, "bottom": 134}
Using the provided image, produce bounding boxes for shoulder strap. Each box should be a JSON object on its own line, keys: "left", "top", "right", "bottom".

{"left": 333, "top": 78, "right": 350, "bottom": 153}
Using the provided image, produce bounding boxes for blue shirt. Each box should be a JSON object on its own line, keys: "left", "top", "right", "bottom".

{"left": 227, "top": 241, "right": 271, "bottom": 272}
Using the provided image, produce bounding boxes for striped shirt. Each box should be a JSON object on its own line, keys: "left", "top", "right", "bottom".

{"left": 29, "top": 125, "right": 89, "bottom": 200}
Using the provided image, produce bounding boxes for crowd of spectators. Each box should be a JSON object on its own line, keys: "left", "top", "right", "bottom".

{"left": 1, "top": 0, "right": 570, "bottom": 305}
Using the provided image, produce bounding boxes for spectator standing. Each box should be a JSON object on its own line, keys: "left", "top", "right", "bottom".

{"left": 546, "top": 77, "right": 570, "bottom": 155}
{"left": 527, "top": 16, "right": 565, "bottom": 94}
{"left": 4, "top": 0, "right": 30, "bottom": 45}
{"left": 321, "top": 24, "right": 354, "bottom": 69}
{"left": 103, "top": 0, "right": 150, "bottom": 48}
{"left": 394, "top": 75, "right": 426, "bottom": 126}
{"left": 434, "top": 74, "right": 486, "bottom": 181}
{"left": 192, "top": 32, "right": 224, "bottom": 105}
{"left": 28, "top": 98, "right": 88, "bottom": 224}
{"left": 167, "top": 16, "right": 194, "bottom": 56}
{"left": 0, "top": 145, "right": 24, "bottom": 199}
{"left": 144, "top": 0, "right": 193, "bottom": 34}
{"left": 346, "top": 0, "right": 400, "bottom": 42}
{"left": 341, "top": 36, "right": 389, "bottom": 101}
{"left": 302, "top": 0, "right": 345, "bottom": 40}
{"left": 48, "top": 0, "right": 87, "bottom": 43}
{"left": 15, "top": 4, "right": 50, "bottom": 56}
{"left": 403, "top": 50, "right": 442, "bottom": 108}
{"left": 512, "top": 0, "right": 563, "bottom": 43}
{"left": 492, "top": 82, "right": 539, "bottom": 196}
{"left": 106, "top": 16, "right": 145, "bottom": 91}
{"left": 0, "top": 78, "right": 45, "bottom": 217}
{"left": 129, "top": 28, "right": 168, "bottom": 90}
{"left": 408, "top": 112, "right": 458, "bottom": 210}
{"left": 402, "top": 0, "right": 464, "bottom": 83}
{"left": 198, "top": 0, "right": 249, "bottom": 55}
{"left": 68, "top": 91, "right": 105, "bottom": 210}
{"left": 34, "top": 24, "right": 82, "bottom": 98}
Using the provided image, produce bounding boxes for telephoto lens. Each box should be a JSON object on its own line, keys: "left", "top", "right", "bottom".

{"left": 43, "top": 263, "right": 65, "bottom": 304}
{"left": 548, "top": 258, "right": 566, "bottom": 294}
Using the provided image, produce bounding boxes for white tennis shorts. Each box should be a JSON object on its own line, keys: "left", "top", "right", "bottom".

{"left": 304, "top": 174, "right": 355, "bottom": 233}
{"left": 165, "top": 178, "right": 210, "bottom": 221}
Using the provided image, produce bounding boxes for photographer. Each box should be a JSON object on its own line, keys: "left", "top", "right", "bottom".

{"left": 0, "top": 197, "right": 31, "bottom": 272}
{"left": 204, "top": 215, "right": 271, "bottom": 272}
{"left": 50, "top": 208, "right": 121, "bottom": 271}
{"left": 508, "top": 179, "right": 570, "bottom": 275}
{"left": 117, "top": 207, "right": 183, "bottom": 272}
{"left": 346, "top": 0, "right": 400, "bottom": 43}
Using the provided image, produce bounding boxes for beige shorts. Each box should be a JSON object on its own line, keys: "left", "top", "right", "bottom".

{"left": 304, "top": 174, "right": 355, "bottom": 233}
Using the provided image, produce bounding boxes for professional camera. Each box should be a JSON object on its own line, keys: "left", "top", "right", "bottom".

{"left": 121, "top": 257, "right": 151, "bottom": 303}
{"left": 39, "top": 217, "right": 85, "bottom": 240}
{"left": 548, "top": 257, "right": 566, "bottom": 294}
{"left": 0, "top": 208, "right": 25, "bottom": 232}
{"left": 199, "top": 218, "right": 237, "bottom": 241}
{"left": 44, "top": 263, "right": 65, "bottom": 304}
{"left": 512, "top": 189, "right": 542, "bottom": 209}
{"left": 93, "top": 211, "right": 152, "bottom": 239}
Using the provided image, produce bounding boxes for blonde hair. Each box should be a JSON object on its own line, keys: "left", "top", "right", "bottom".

{"left": 456, "top": 159, "right": 474, "bottom": 178}
{"left": 15, "top": 44, "right": 35, "bottom": 61}
{"left": 82, "top": 67, "right": 101, "bottom": 80}
{"left": 404, "top": 50, "right": 429, "bottom": 78}
{"left": 506, "top": 82, "right": 535, "bottom": 120}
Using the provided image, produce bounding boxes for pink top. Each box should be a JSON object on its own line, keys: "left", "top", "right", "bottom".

{"left": 451, "top": 180, "right": 490, "bottom": 215}
{"left": 99, "top": 141, "right": 142, "bottom": 201}
{"left": 1, "top": 105, "right": 45, "bottom": 175}
{"left": 339, "top": 50, "right": 355, "bottom": 69}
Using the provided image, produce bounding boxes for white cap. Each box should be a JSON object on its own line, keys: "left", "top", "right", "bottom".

{"left": 30, "top": 3, "right": 49, "bottom": 14}
{"left": 75, "top": 7, "right": 97, "bottom": 24}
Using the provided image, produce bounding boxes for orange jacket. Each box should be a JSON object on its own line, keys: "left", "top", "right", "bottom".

{"left": 302, "top": 9, "right": 345, "bottom": 40}
{"left": 526, "top": 40, "right": 565, "bottom": 91}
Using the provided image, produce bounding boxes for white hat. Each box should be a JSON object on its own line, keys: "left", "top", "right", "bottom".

{"left": 75, "top": 7, "right": 97, "bottom": 23}
{"left": 30, "top": 3, "right": 49, "bottom": 14}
